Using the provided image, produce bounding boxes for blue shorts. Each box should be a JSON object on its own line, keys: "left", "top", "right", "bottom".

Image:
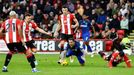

{"left": 82, "top": 33, "right": 90, "bottom": 42}
{"left": 66, "top": 50, "right": 85, "bottom": 64}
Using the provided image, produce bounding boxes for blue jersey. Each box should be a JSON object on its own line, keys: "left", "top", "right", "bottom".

{"left": 64, "top": 41, "right": 85, "bottom": 64}
{"left": 64, "top": 41, "right": 83, "bottom": 53}
{"left": 79, "top": 20, "right": 90, "bottom": 35}
{"left": 79, "top": 20, "right": 90, "bottom": 42}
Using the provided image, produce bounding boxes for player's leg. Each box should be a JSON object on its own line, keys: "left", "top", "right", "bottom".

{"left": 2, "top": 43, "right": 16, "bottom": 72}
{"left": 98, "top": 51, "right": 107, "bottom": 60}
{"left": 58, "top": 40, "right": 66, "bottom": 64}
{"left": 82, "top": 34, "right": 93, "bottom": 57}
{"left": 26, "top": 40, "right": 38, "bottom": 65}
{"left": 58, "top": 50, "right": 74, "bottom": 64}
{"left": 123, "top": 54, "right": 132, "bottom": 68}
{"left": 83, "top": 34, "right": 92, "bottom": 52}
{"left": 16, "top": 42, "right": 39, "bottom": 72}
{"left": 76, "top": 52, "right": 85, "bottom": 66}
{"left": 108, "top": 51, "right": 119, "bottom": 68}
{"left": 58, "top": 34, "right": 67, "bottom": 63}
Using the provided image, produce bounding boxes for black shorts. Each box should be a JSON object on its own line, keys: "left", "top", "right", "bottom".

{"left": 60, "top": 33, "right": 73, "bottom": 41}
{"left": 7, "top": 42, "right": 26, "bottom": 53}
{"left": 25, "top": 40, "right": 36, "bottom": 49}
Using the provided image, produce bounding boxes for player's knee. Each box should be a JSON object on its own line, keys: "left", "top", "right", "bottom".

{"left": 25, "top": 49, "right": 32, "bottom": 56}
{"left": 119, "top": 51, "right": 124, "bottom": 57}
{"left": 26, "top": 53, "right": 33, "bottom": 58}
{"left": 8, "top": 52, "right": 13, "bottom": 55}
{"left": 31, "top": 48, "right": 37, "bottom": 53}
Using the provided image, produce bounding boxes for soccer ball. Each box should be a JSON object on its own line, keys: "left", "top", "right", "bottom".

{"left": 61, "top": 60, "right": 68, "bottom": 66}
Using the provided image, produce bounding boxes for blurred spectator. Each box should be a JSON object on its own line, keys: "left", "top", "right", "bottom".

{"left": 90, "top": 9, "right": 98, "bottom": 21}
{"left": 65, "top": 0, "right": 75, "bottom": 13}
{"left": 128, "top": 2, "right": 134, "bottom": 32}
{"left": 119, "top": 4, "right": 129, "bottom": 16}
{"left": 52, "top": 3, "right": 60, "bottom": 15}
{"left": 0, "top": 0, "right": 134, "bottom": 39}
{"left": 109, "top": 28, "right": 117, "bottom": 40}
{"left": 120, "top": 14, "right": 129, "bottom": 35}
{"left": 110, "top": 14, "right": 121, "bottom": 30}
{"left": 32, "top": 3, "right": 37, "bottom": 16}
{"left": 95, "top": 4, "right": 103, "bottom": 15}
{"left": 97, "top": 10, "right": 107, "bottom": 24}
{"left": 112, "top": 3, "right": 119, "bottom": 15}
{"left": 48, "top": 11, "right": 54, "bottom": 20}
{"left": 91, "top": 19, "right": 102, "bottom": 38}
{"left": 101, "top": 21, "right": 111, "bottom": 39}
{"left": 34, "top": 9, "right": 44, "bottom": 25}
{"left": 44, "top": 1, "right": 52, "bottom": 14}
{"left": 52, "top": 15, "right": 58, "bottom": 34}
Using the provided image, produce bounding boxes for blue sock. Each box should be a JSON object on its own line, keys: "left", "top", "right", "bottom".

{"left": 87, "top": 45, "right": 92, "bottom": 52}
{"left": 83, "top": 44, "right": 86, "bottom": 50}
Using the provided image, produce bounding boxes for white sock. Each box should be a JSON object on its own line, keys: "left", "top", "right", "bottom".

{"left": 32, "top": 68, "right": 36, "bottom": 70}
{"left": 3, "top": 66, "right": 7, "bottom": 69}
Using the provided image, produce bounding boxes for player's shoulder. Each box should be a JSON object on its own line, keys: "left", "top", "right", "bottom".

{"left": 75, "top": 41, "right": 80, "bottom": 46}
{"left": 70, "top": 13, "right": 75, "bottom": 17}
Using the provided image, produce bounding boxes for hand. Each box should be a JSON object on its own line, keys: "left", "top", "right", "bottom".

{"left": 54, "top": 32, "right": 59, "bottom": 38}
{"left": 71, "top": 25, "right": 77, "bottom": 28}
{"left": 47, "top": 32, "right": 52, "bottom": 36}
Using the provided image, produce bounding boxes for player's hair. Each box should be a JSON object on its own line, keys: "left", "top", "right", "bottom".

{"left": 68, "top": 38, "right": 75, "bottom": 42}
{"left": 25, "top": 13, "right": 32, "bottom": 17}
{"left": 62, "top": 5, "right": 68, "bottom": 9}
{"left": 9, "top": 11, "right": 17, "bottom": 17}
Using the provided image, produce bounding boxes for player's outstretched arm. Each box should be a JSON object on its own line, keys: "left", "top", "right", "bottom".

{"left": 54, "top": 20, "right": 61, "bottom": 38}
{"left": 35, "top": 27, "right": 52, "bottom": 36}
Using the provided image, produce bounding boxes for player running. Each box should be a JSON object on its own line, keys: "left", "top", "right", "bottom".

{"left": 21, "top": 13, "right": 52, "bottom": 65}
{"left": 0, "top": 11, "right": 39, "bottom": 72}
{"left": 54, "top": 5, "right": 79, "bottom": 63}
{"left": 79, "top": 15, "right": 94, "bottom": 57}
{"left": 60, "top": 38, "right": 85, "bottom": 66}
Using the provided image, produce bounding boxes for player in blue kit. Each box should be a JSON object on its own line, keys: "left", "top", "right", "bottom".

{"left": 79, "top": 15, "right": 93, "bottom": 56}
{"left": 60, "top": 38, "right": 85, "bottom": 66}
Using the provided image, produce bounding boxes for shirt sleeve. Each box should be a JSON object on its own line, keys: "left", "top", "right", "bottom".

{"left": 32, "top": 22, "right": 38, "bottom": 29}
{"left": 71, "top": 14, "right": 75, "bottom": 20}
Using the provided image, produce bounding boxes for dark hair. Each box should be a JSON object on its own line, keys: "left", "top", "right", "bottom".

{"left": 25, "top": 13, "right": 32, "bottom": 17}
{"left": 62, "top": 5, "right": 68, "bottom": 9}
{"left": 68, "top": 38, "right": 75, "bottom": 41}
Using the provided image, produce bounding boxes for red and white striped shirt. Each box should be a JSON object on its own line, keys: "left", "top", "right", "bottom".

{"left": 2, "top": 18, "right": 21, "bottom": 43}
{"left": 21, "top": 21, "right": 37, "bottom": 42}
{"left": 59, "top": 14, "right": 75, "bottom": 35}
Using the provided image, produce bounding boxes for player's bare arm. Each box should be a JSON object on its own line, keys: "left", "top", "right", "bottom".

{"left": 35, "top": 27, "right": 52, "bottom": 36}
{"left": 54, "top": 20, "right": 61, "bottom": 38}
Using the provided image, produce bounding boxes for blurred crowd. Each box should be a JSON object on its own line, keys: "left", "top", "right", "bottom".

{"left": 0, "top": 0, "right": 134, "bottom": 39}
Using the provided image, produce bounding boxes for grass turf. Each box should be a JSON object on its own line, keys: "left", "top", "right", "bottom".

{"left": 0, "top": 54, "right": 134, "bottom": 75}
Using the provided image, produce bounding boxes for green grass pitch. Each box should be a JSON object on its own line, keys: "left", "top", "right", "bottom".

{"left": 0, "top": 54, "right": 134, "bottom": 75}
